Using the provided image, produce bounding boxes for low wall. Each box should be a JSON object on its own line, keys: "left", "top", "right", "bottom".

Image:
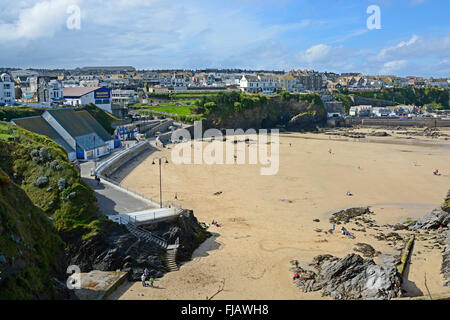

{"left": 95, "top": 141, "right": 154, "bottom": 177}
{"left": 343, "top": 118, "right": 450, "bottom": 128}
{"left": 147, "top": 119, "right": 174, "bottom": 137}
{"left": 156, "top": 125, "right": 195, "bottom": 147}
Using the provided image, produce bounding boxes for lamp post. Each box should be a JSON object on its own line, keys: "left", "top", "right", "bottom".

{"left": 152, "top": 156, "right": 169, "bottom": 208}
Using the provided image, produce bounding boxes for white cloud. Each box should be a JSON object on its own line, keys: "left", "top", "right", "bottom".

{"left": 380, "top": 60, "right": 408, "bottom": 74}
{"left": 373, "top": 34, "right": 450, "bottom": 61}
{"left": 0, "top": 0, "right": 80, "bottom": 41}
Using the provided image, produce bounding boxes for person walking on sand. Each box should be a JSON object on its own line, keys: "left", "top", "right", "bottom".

{"left": 141, "top": 274, "right": 147, "bottom": 287}
{"left": 174, "top": 192, "right": 178, "bottom": 200}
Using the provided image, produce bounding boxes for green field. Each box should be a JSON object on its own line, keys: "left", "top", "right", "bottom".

{"left": 145, "top": 105, "right": 196, "bottom": 116}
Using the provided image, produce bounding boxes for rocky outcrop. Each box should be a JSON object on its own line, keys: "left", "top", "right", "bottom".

{"left": 414, "top": 190, "right": 450, "bottom": 286}
{"left": 62, "top": 222, "right": 166, "bottom": 282}
{"left": 414, "top": 207, "right": 450, "bottom": 230}
{"left": 291, "top": 253, "right": 402, "bottom": 300}
{"left": 443, "top": 245, "right": 450, "bottom": 287}
{"left": 329, "top": 207, "right": 372, "bottom": 224}
{"left": 62, "top": 210, "right": 211, "bottom": 282}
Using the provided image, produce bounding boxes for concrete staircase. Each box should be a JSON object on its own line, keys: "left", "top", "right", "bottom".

{"left": 125, "top": 222, "right": 168, "bottom": 249}
{"left": 165, "top": 238, "right": 180, "bottom": 271}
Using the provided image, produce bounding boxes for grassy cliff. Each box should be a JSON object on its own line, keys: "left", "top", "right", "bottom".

{"left": 192, "top": 91, "right": 326, "bottom": 130}
{"left": 0, "top": 177, "right": 66, "bottom": 299}
{"left": 0, "top": 122, "right": 110, "bottom": 236}
{"left": 0, "top": 122, "right": 114, "bottom": 299}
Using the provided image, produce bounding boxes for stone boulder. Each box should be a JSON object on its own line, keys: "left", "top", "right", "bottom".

{"left": 34, "top": 176, "right": 49, "bottom": 188}
{"left": 414, "top": 207, "right": 450, "bottom": 230}
{"left": 57, "top": 178, "right": 67, "bottom": 191}
{"left": 292, "top": 253, "right": 402, "bottom": 300}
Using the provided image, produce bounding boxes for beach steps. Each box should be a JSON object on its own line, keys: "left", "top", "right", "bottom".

{"left": 125, "top": 222, "right": 168, "bottom": 249}
{"left": 165, "top": 240, "right": 180, "bottom": 272}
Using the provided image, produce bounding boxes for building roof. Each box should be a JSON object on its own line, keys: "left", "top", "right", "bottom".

{"left": 45, "top": 108, "right": 112, "bottom": 144}
{"left": 11, "top": 116, "right": 75, "bottom": 154}
{"left": 63, "top": 86, "right": 100, "bottom": 98}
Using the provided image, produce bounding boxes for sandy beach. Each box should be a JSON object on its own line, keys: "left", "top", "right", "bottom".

{"left": 108, "top": 129, "right": 450, "bottom": 300}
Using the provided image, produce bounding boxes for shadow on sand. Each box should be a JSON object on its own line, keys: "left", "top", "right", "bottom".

{"left": 401, "top": 243, "right": 424, "bottom": 297}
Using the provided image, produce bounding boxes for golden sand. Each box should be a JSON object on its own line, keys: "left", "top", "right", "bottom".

{"left": 109, "top": 131, "right": 450, "bottom": 300}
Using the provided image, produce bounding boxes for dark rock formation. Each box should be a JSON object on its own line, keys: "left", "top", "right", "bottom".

{"left": 329, "top": 207, "right": 372, "bottom": 224}
{"left": 353, "top": 243, "right": 380, "bottom": 258}
{"left": 291, "top": 253, "right": 402, "bottom": 300}
{"left": 62, "top": 210, "right": 211, "bottom": 282}
{"left": 414, "top": 207, "right": 450, "bottom": 230}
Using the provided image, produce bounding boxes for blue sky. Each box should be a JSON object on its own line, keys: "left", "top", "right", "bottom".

{"left": 1, "top": 0, "right": 449, "bottom": 77}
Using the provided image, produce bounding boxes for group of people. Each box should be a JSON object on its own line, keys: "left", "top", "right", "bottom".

{"left": 341, "top": 227, "right": 355, "bottom": 239}
{"left": 141, "top": 268, "right": 155, "bottom": 287}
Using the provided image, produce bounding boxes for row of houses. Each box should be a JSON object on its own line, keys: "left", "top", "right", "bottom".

{"left": 12, "top": 108, "right": 116, "bottom": 162}
{"left": 349, "top": 105, "right": 417, "bottom": 117}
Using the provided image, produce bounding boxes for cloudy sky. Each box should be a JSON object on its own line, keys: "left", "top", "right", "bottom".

{"left": 1, "top": 0, "right": 449, "bottom": 76}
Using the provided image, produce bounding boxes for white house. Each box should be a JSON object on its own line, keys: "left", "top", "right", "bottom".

{"left": 0, "top": 73, "right": 15, "bottom": 106}
{"left": 63, "top": 86, "right": 112, "bottom": 113}
{"left": 240, "top": 74, "right": 281, "bottom": 94}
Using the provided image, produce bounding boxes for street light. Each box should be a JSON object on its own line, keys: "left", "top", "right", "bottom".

{"left": 152, "top": 156, "right": 169, "bottom": 208}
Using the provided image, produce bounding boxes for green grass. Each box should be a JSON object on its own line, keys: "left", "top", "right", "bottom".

{"left": 0, "top": 106, "right": 43, "bottom": 122}
{"left": 0, "top": 125, "right": 104, "bottom": 234}
{"left": 0, "top": 179, "right": 64, "bottom": 299}
{"left": 147, "top": 105, "right": 196, "bottom": 116}
{"left": 0, "top": 122, "right": 13, "bottom": 141}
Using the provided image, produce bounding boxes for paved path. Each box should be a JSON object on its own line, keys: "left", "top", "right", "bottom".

{"left": 80, "top": 161, "right": 153, "bottom": 216}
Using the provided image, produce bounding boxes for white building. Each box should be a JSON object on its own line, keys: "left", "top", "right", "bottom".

{"left": 372, "top": 107, "right": 391, "bottom": 117}
{"left": 111, "top": 89, "right": 137, "bottom": 106}
{"left": 12, "top": 108, "right": 115, "bottom": 161}
{"left": 349, "top": 105, "right": 372, "bottom": 117}
{"left": 63, "top": 86, "right": 112, "bottom": 113}
{"left": 239, "top": 74, "right": 281, "bottom": 94}
{"left": 0, "top": 73, "right": 15, "bottom": 106}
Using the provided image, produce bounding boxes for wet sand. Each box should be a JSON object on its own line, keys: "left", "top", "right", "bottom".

{"left": 109, "top": 131, "right": 450, "bottom": 300}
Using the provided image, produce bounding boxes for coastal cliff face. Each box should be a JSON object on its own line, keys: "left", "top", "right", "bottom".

{"left": 0, "top": 178, "right": 74, "bottom": 299}
{"left": 0, "top": 125, "right": 106, "bottom": 299}
{"left": 1, "top": 124, "right": 212, "bottom": 298}
{"left": 195, "top": 92, "right": 326, "bottom": 131}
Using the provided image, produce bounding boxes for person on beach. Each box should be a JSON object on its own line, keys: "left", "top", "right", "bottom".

{"left": 174, "top": 192, "right": 178, "bottom": 200}
{"left": 149, "top": 276, "right": 154, "bottom": 288}
{"left": 433, "top": 169, "right": 440, "bottom": 175}
{"left": 332, "top": 224, "right": 335, "bottom": 232}
{"left": 141, "top": 274, "right": 147, "bottom": 287}
{"left": 329, "top": 148, "right": 332, "bottom": 154}
{"left": 293, "top": 273, "right": 300, "bottom": 280}
{"left": 144, "top": 268, "right": 150, "bottom": 280}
